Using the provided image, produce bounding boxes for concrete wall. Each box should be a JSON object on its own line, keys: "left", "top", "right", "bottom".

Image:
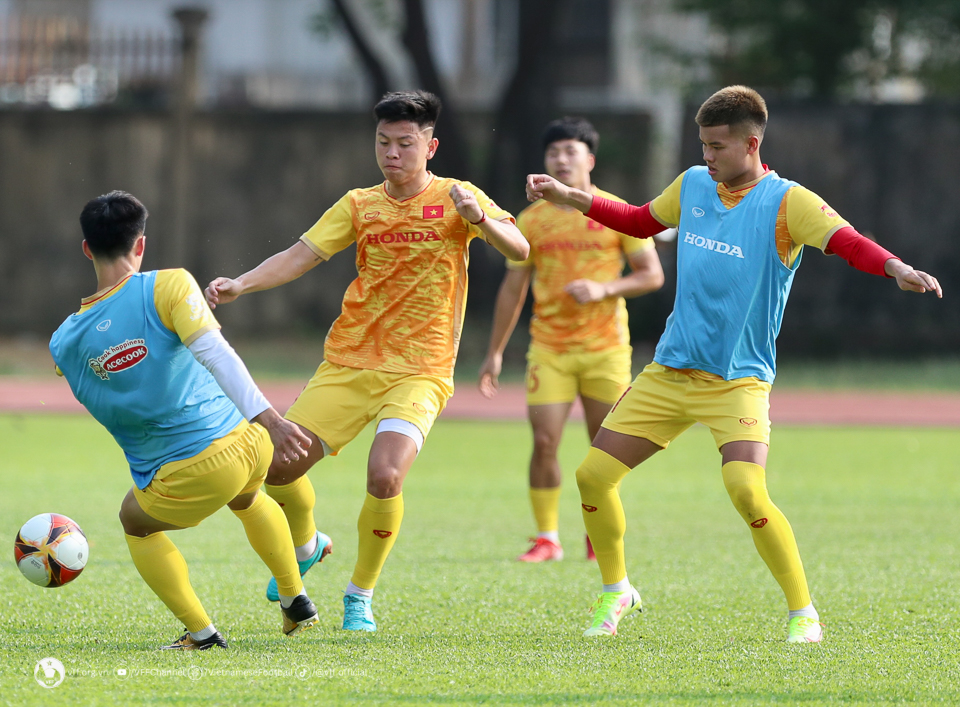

{"left": 7, "top": 103, "right": 954, "bottom": 360}
{"left": 0, "top": 107, "right": 652, "bottom": 343}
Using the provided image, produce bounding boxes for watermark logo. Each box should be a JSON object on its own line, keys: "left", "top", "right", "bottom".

{"left": 111, "top": 665, "right": 366, "bottom": 680}
{"left": 34, "top": 658, "right": 65, "bottom": 689}
{"left": 33, "top": 660, "right": 366, "bottom": 685}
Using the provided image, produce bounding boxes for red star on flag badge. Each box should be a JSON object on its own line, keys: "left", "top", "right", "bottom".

{"left": 423, "top": 205, "right": 444, "bottom": 219}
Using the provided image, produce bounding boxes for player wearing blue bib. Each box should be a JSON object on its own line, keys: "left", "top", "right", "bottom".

{"left": 525, "top": 86, "right": 942, "bottom": 643}
{"left": 50, "top": 191, "right": 325, "bottom": 649}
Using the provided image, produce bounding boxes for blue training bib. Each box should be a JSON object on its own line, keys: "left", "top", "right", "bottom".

{"left": 654, "top": 167, "right": 800, "bottom": 382}
{"left": 50, "top": 271, "right": 243, "bottom": 489}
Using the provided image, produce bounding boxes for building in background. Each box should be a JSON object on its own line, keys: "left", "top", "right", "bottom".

{"left": 0, "top": 0, "right": 711, "bottom": 186}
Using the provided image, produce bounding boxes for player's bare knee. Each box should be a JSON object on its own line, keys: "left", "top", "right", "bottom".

{"left": 266, "top": 456, "right": 311, "bottom": 486}
{"left": 118, "top": 494, "right": 138, "bottom": 535}
{"left": 119, "top": 505, "right": 147, "bottom": 537}
{"left": 367, "top": 465, "right": 404, "bottom": 498}
{"left": 227, "top": 490, "right": 258, "bottom": 512}
{"left": 532, "top": 430, "right": 561, "bottom": 458}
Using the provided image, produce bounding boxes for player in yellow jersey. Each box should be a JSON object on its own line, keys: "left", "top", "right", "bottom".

{"left": 526, "top": 86, "right": 941, "bottom": 642}
{"left": 205, "top": 90, "right": 529, "bottom": 631}
{"left": 478, "top": 117, "right": 663, "bottom": 563}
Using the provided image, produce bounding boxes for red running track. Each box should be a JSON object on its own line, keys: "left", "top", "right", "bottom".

{"left": 2, "top": 378, "right": 960, "bottom": 426}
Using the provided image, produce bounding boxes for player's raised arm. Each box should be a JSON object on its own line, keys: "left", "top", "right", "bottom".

{"left": 815, "top": 220, "right": 943, "bottom": 298}
{"left": 449, "top": 184, "right": 529, "bottom": 261}
{"left": 525, "top": 174, "right": 594, "bottom": 212}
{"left": 205, "top": 240, "right": 322, "bottom": 309}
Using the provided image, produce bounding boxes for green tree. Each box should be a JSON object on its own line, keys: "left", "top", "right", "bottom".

{"left": 681, "top": 0, "right": 960, "bottom": 98}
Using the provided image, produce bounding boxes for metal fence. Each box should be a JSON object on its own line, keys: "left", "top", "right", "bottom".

{"left": 0, "top": 16, "right": 177, "bottom": 109}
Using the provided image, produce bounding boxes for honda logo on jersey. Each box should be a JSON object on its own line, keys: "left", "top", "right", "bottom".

{"left": 683, "top": 232, "right": 744, "bottom": 259}
{"left": 367, "top": 230, "right": 441, "bottom": 245}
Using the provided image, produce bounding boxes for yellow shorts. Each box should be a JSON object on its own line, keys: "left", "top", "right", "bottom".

{"left": 602, "top": 362, "right": 772, "bottom": 449}
{"left": 525, "top": 345, "right": 633, "bottom": 406}
{"left": 134, "top": 421, "right": 271, "bottom": 528}
{"left": 285, "top": 361, "right": 454, "bottom": 455}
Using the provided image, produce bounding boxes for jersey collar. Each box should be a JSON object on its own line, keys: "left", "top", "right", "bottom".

{"left": 78, "top": 273, "right": 135, "bottom": 313}
{"left": 382, "top": 172, "right": 435, "bottom": 203}
{"left": 722, "top": 165, "right": 772, "bottom": 194}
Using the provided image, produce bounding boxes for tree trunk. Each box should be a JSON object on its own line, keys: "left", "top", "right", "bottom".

{"left": 485, "top": 0, "right": 568, "bottom": 215}
{"left": 400, "top": 0, "right": 471, "bottom": 179}
{"left": 329, "top": 0, "right": 391, "bottom": 101}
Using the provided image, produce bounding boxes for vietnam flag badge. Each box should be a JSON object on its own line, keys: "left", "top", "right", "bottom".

{"left": 423, "top": 205, "right": 444, "bottom": 219}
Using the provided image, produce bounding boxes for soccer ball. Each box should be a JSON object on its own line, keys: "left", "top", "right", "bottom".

{"left": 14, "top": 513, "right": 89, "bottom": 587}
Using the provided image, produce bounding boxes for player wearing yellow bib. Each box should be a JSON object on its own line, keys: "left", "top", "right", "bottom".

{"left": 50, "top": 192, "right": 319, "bottom": 649}
{"left": 478, "top": 118, "right": 663, "bottom": 563}
{"left": 205, "top": 91, "right": 529, "bottom": 631}
{"left": 526, "top": 86, "right": 942, "bottom": 642}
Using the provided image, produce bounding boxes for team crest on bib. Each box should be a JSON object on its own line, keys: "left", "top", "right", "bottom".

{"left": 88, "top": 339, "right": 148, "bottom": 380}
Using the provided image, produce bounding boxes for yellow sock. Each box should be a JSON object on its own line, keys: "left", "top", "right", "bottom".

{"left": 125, "top": 532, "right": 210, "bottom": 633}
{"left": 529, "top": 487, "right": 561, "bottom": 534}
{"left": 576, "top": 447, "right": 631, "bottom": 585}
{"left": 722, "top": 461, "right": 811, "bottom": 610}
{"left": 265, "top": 476, "right": 317, "bottom": 547}
{"left": 351, "top": 493, "right": 403, "bottom": 590}
{"left": 231, "top": 491, "right": 303, "bottom": 598}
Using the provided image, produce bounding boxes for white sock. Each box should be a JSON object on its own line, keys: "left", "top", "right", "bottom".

{"left": 345, "top": 581, "right": 373, "bottom": 598}
{"left": 295, "top": 534, "right": 318, "bottom": 562}
{"left": 602, "top": 578, "right": 631, "bottom": 594}
{"left": 537, "top": 531, "right": 560, "bottom": 544}
{"left": 278, "top": 588, "right": 307, "bottom": 609}
{"left": 789, "top": 603, "right": 819, "bottom": 621}
{"left": 189, "top": 624, "right": 216, "bottom": 641}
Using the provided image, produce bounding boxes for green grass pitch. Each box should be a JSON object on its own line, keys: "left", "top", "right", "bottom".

{"left": 2, "top": 414, "right": 959, "bottom": 706}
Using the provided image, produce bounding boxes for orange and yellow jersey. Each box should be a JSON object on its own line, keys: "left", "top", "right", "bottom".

{"left": 649, "top": 168, "right": 849, "bottom": 267}
{"left": 510, "top": 187, "right": 655, "bottom": 354}
{"left": 300, "top": 174, "right": 513, "bottom": 378}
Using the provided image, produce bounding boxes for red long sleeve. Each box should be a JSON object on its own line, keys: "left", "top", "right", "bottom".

{"left": 585, "top": 197, "right": 665, "bottom": 239}
{"left": 825, "top": 226, "right": 899, "bottom": 277}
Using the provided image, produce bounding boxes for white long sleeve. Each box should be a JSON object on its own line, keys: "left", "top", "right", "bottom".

{"left": 187, "top": 330, "right": 271, "bottom": 422}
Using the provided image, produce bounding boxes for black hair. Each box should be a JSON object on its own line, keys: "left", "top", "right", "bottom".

{"left": 696, "top": 85, "right": 767, "bottom": 139}
{"left": 541, "top": 116, "right": 599, "bottom": 153}
{"left": 79, "top": 191, "right": 148, "bottom": 259}
{"left": 373, "top": 90, "right": 442, "bottom": 129}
